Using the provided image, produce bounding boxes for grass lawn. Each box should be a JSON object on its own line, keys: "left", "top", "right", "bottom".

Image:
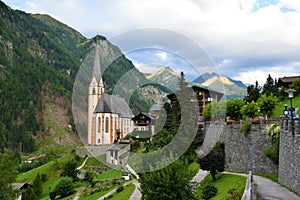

{"left": 78, "top": 186, "right": 118, "bottom": 200}
{"left": 110, "top": 184, "right": 136, "bottom": 200}
{"left": 197, "top": 173, "right": 246, "bottom": 200}
{"left": 17, "top": 153, "right": 74, "bottom": 199}
{"left": 256, "top": 173, "right": 278, "bottom": 183}
{"left": 95, "top": 169, "right": 122, "bottom": 181}
{"left": 272, "top": 95, "right": 300, "bottom": 118}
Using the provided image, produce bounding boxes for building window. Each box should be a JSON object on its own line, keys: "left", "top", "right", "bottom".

{"left": 98, "top": 139, "right": 101, "bottom": 144}
{"left": 92, "top": 87, "right": 96, "bottom": 95}
{"left": 105, "top": 117, "right": 109, "bottom": 133}
{"left": 98, "top": 117, "right": 101, "bottom": 132}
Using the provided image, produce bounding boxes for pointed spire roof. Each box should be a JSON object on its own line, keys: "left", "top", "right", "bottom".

{"left": 92, "top": 43, "right": 102, "bottom": 83}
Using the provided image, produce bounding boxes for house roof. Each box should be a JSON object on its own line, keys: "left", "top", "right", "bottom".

{"left": 94, "top": 94, "right": 133, "bottom": 118}
{"left": 278, "top": 76, "right": 300, "bottom": 83}
{"left": 12, "top": 183, "right": 30, "bottom": 190}
{"left": 107, "top": 143, "right": 129, "bottom": 151}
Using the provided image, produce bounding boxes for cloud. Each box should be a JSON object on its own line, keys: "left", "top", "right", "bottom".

{"left": 2, "top": 0, "right": 300, "bottom": 84}
{"left": 155, "top": 51, "right": 168, "bottom": 61}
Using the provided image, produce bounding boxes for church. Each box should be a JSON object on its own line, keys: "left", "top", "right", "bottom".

{"left": 87, "top": 46, "right": 134, "bottom": 145}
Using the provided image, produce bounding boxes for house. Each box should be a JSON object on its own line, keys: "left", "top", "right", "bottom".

{"left": 167, "top": 83, "right": 224, "bottom": 117}
{"left": 12, "top": 183, "right": 31, "bottom": 200}
{"left": 131, "top": 112, "right": 156, "bottom": 139}
{"left": 87, "top": 45, "right": 134, "bottom": 145}
{"left": 106, "top": 140, "right": 131, "bottom": 166}
{"left": 121, "top": 172, "right": 130, "bottom": 180}
{"left": 278, "top": 76, "right": 300, "bottom": 88}
{"left": 149, "top": 104, "right": 162, "bottom": 118}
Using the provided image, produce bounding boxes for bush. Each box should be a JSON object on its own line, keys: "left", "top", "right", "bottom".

{"left": 226, "top": 188, "right": 242, "bottom": 200}
{"left": 116, "top": 185, "right": 124, "bottom": 193}
{"left": 240, "top": 120, "right": 251, "bottom": 135}
{"left": 202, "top": 183, "right": 218, "bottom": 200}
{"left": 50, "top": 177, "right": 75, "bottom": 199}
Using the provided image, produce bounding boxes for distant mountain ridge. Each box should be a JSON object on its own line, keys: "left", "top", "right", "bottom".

{"left": 146, "top": 67, "right": 181, "bottom": 91}
{"left": 145, "top": 67, "right": 247, "bottom": 99}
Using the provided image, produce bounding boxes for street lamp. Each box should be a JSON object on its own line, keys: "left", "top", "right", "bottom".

{"left": 285, "top": 88, "right": 296, "bottom": 134}
{"left": 283, "top": 104, "right": 289, "bottom": 117}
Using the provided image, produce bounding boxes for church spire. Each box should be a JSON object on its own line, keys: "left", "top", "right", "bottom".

{"left": 92, "top": 43, "right": 102, "bottom": 83}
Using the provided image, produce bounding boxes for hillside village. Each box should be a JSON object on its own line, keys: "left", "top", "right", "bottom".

{"left": 1, "top": 1, "right": 300, "bottom": 200}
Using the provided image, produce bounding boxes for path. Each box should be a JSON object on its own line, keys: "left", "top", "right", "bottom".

{"left": 223, "top": 172, "right": 300, "bottom": 200}
{"left": 76, "top": 156, "right": 89, "bottom": 170}
{"left": 97, "top": 181, "right": 133, "bottom": 200}
{"left": 191, "top": 169, "right": 208, "bottom": 183}
{"left": 129, "top": 180, "right": 141, "bottom": 200}
{"left": 254, "top": 175, "right": 300, "bottom": 200}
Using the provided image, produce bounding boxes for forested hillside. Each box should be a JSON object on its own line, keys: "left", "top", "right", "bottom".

{"left": 0, "top": 1, "right": 163, "bottom": 153}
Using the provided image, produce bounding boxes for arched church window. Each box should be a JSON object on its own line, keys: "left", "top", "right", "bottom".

{"left": 98, "top": 117, "right": 101, "bottom": 132}
{"left": 105, "top": 117, "right": 109, "bottom": 133}
{"left": 92, "top": 87, "right": 96, "bottom": 95}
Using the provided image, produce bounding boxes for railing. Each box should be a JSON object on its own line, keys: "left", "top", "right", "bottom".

{"left": 242, "top": 171, "right": 254, "bottom": 200}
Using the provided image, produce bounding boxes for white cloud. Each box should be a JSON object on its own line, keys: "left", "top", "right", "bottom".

{"left": 2, "top": 0, "right": 300, "bottom": 84}
{"left": 155, "top": 51, "right": 168, "bottom": 61}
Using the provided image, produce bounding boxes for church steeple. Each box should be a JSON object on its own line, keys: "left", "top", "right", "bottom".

{"left": 87, "top": 43, "right": 105, "bottom": 144}
{"left": 90, "top": 43, "right": 104, "bottom": 94}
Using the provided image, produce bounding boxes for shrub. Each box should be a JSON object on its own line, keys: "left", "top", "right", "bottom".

{"left": 226, "top": 188, "right": 242, "bottom": 200}
{"left": 116, "top": 185, "right": 124, "bottom": 193}
{"left": 202, "top": 183, "right": 218, "bottom": 200}
{"left": 240, "top": 120, "right": 251, "bottom": 135}
{"left": 50, "top": 177, "right": 75, "bottom": 199}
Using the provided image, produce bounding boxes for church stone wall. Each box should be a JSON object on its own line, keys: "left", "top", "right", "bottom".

{"left": 76, "top": 145, "right": 113, "bottom": 157}
{"left": 279, "top": 118, "right": 300, "bottom": 195}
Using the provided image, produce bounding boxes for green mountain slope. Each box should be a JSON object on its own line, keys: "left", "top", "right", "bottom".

{"left": 0, "top": 1, "right": 165, "bottom": 152}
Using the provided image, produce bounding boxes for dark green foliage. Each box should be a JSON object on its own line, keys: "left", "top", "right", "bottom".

{"left": 50, "top": 177, "right": 74, "bottom": 199}
{"left": 140, "top": 160, "right": 197, "bottom": 200}
{"left": 244, "top": 81, "right": 261, "bottom": 103}
{"left": 32, "top": 173, "right": 43, "bottom": 199}
{"left": 84, "top": 171, "right": 94, "bottom": 184}
{"left": 240, "top": 119, "right": 251, "bottom": 135}
{"left": 22, "top": 187, "right": 37, "bottom": 200}
{"left": 226, "top": 98, "right": 244, "bottom": 121}
{"left": 262, "top": 74, "right": 278, "bottom": 97}
{"left": 257, "top": 94, "right": 278, "bottom": 119}
{"left": 290, "top": 79, "right": 300, "bottom": 95}
{"left": 0, "top": 149, "right": 18, "bottom": 200}
{"left": 116, "top": 185, "right": 124, "bottom": 193}
{"left": 22, "top": 173, "right": 43, "bottom": 200}
{"left": 198, "top": 142, "right": 225, "bottom": 181}
{"left": 202, "top": 183, "right": 218, "bottom": 200}
{"left": 18, "top": 157, "right": 50, "bottom": 172}
{"left": 240, "top": 101, "right": 258, "bottom": 119}
{"left": 61, "top": 160, "right": 79, "bottom": 181}
{"left": 264, "top": 124, "right": 280, "bottom": 164}
{"left": 226, "top": 188, "right": 242, "bottom": 200}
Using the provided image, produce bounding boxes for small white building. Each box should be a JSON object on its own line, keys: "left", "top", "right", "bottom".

{"left": 106, "top": 140, "right": 131, "bottom": 166}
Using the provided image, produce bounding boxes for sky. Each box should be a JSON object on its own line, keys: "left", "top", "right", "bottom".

{"left": 2, "top": 0, "right": 300, "bottom": 85}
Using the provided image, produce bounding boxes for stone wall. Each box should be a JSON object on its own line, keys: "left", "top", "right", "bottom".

{"left": 205, "top": 121, "right": 278, "bottom": 174}
{"left": 279, "top": 118, "right": 300, "bottom": 195}
{"left": 76, "top": 145, "right": 113, "bottom": 157}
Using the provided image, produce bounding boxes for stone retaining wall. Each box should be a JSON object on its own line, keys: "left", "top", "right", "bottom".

{"left": 279, "top": 118, "right": 300, "bottom": 195}
{"left": 205, "top": 121, "right": 278, "bottom": 174}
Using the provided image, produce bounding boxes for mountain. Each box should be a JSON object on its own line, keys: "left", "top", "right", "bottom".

{"left": 0, "top": 1, "right": 168, "bottom": 153}
{"left": 147, "top": 68, "right": 247, "bottom": 99}
{"left": 146, "top": 67, "right": 181, "bottom": 91}
{"left": 199, "top": 75, "right": 247, "bottom": 99}
{"left": 193, "top": 73, "right": 247, "bottom": 88}
{"left": 193, "top": 72, "right": 218, "bottom": 84}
